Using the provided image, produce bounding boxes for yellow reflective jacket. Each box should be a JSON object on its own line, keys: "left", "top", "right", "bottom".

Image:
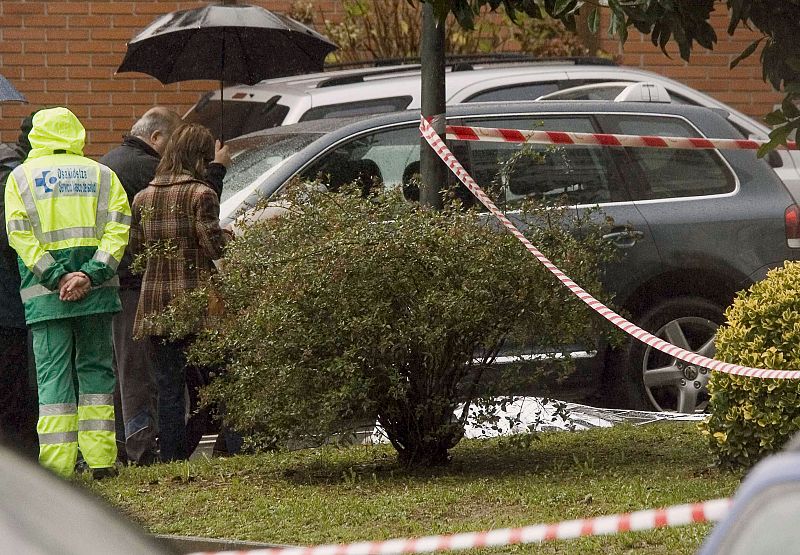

{"left": 3, "top": 107, "right": 130, "bottom": 323}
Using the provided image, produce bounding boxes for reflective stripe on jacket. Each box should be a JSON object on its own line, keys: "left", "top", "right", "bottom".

{"left": 3, "top": 107, "right": 130, "bottom": 323}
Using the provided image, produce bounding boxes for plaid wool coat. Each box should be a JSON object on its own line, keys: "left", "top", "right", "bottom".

{"left": 130, "top": 173, "right": 228, "bottom": 338}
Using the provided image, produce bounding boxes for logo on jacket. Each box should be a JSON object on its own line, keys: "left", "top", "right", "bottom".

{"left": 32, "top": 167, "right": 96, "bottom": 196}
{"left": 34, "top": 170, "right": 57, "bottom": 193}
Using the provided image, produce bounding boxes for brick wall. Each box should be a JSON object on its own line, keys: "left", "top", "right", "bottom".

{"left": 595, "top": 8, "right": 781, "bottom": 121}
{"left": 0, "top": 1, "right": 782, "bottom": 157}
{"left": 0, "top": 0, "right": 343, "bottom": 157}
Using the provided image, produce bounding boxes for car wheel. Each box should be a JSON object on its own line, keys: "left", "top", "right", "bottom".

{"left": 612, "top": 296, "right": 723, "bottom": 413}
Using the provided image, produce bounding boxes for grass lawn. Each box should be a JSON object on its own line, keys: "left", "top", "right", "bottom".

{"left": 87, "top": 422, "right": 743, "bottom": 554}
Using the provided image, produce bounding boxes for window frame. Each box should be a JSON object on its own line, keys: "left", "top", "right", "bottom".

{"left": 595, "top": 112, "right": 739, "bottom": 203}
{"left": 455, "top": 113, "right": 632, "bottom": 207}
{"left": 295, "top": 121, "right": 423, "bottom": 195}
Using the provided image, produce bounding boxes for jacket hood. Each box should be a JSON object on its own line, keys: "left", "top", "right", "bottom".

{"left": 27, "top": 107, "right": 85, "bottom": 159}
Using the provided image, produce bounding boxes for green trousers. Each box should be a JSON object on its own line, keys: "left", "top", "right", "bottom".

{"left": 31, "top": 313, "right": 117, "bottom": 477}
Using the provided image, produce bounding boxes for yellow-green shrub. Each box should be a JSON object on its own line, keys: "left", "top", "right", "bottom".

{"left": 700, "top": 261, "right": 800, "bottom": 468}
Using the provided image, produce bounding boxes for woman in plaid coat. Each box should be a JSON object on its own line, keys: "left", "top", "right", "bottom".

{"left": 129, "top": 123, "right": 228, "bottom": 462}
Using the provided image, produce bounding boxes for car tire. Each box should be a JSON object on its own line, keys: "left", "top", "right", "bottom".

{"left": 609, "top": 296, "right": 724, "bottom": 413}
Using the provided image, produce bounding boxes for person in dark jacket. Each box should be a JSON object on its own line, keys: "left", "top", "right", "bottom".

{"left": 129, "top": 123, "right": 230, "bottom": 462}
{"left": 99, "top": 107, "right": 229, "bottom": 465}
{"left": 0, "top": 112, "right": 39, "bottom": 459}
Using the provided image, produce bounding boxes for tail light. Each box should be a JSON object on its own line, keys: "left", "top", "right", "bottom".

{"left": 786, "top": 204, "right": 800, "bottom": 248}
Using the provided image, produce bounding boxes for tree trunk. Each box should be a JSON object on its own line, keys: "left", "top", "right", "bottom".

{"left": 379, "top": 389, "right": 464, "bottom": 468}
{"left": 419, "top": 3, "right": 446, "bottom": 210}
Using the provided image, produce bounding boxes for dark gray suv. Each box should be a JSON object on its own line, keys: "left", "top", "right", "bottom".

{"left": 219, "top": 99, "right": 800, "bottom": 413}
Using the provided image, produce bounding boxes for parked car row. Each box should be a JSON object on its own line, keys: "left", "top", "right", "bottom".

{"left": 216, "top": 95, "right": 800, "bottom": 414}
{"left": 183, "top": 55, "right": 800, "bottom": 197}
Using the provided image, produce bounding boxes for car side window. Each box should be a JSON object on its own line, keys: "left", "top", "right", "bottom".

{"left": 298, "top": 97, "right": 414, "bottom": 122}
{"left": 300, "top": 125, "right": 420, "bottom": 194}
{"left": 600, "top": 115, "right": 735, "bottom": 200}
{"left": 462, "top": 116, "right": 628, "bottom": 206}
{"left": 465, "top": 83, "right": 559, "bottom": 102}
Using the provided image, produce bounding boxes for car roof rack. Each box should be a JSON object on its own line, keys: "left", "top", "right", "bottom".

{"left": 445, "top": 54, "right": 616, "bottom": 70}
{"left": 317, "top": 65, "right": 422, "bottom": 87}
{"left": 323, "top": 54, "right": 616, "bottom": 71}
{"left": 316, "top": 54, "right": 616, "bottom": 88}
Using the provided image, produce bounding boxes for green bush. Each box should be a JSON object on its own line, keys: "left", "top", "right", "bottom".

{"left": 700, "top": 261, "right": 800, "bottom": 468}
{"left": 163, "top": 184, "right": 616, "bottom": 467}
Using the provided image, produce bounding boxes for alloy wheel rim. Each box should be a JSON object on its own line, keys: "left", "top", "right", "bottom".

{"left": 640, "top": 316, "right": 718, "bottom": 413}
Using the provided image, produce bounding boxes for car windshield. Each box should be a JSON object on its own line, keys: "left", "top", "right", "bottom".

{"left": 221, "top": 132, "right": 324, "bottom": 203}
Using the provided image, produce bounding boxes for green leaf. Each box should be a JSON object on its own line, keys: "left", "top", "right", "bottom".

{"left": 783, "top": 96, "right": 800, "bottom": 119}
{"left": 764, "top": 109, "right": 788, "bottom": 126}
{"left": 786, "top": 57, "right": 800, "bottom": 73}
{"left": 728, "top": 0, "right": 745, "bottom": 35}
{"left": 632, "top": 18, "right": 652, "bottom": 35}
{"left": 730, "top": 37, "right": 764, "bottom": 70}
{"left": 588, "top": 8, "right": 599, "bottom": 34}
{"left": 607, "top": 11, "right": 619, "bottom": 38}
{"left": 553, "top": 0, "right": 574, "bottom": 16}
{"left": 695, "top": 21, "right": 717, "bottom": 50}
{"left": 616, "top": 13, "right": 628, "bottom": 44}
{"left": 672, "top": 18, "right": 691, "bottom": 61}
{"left": 450, "top": 1, "right": 474, "bottom": 28}
{"left": 757, "top": 125, "right": 792, "bottom": 157}
{"left": 761, "top": 43, "right": 784, "bottom": 90}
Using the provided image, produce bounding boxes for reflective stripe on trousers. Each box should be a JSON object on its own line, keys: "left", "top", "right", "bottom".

{"left": 37, "top": 402, "right": 78, "bottom": 478}
{"left": 78, "top": 393, "right": 117, "bottom": 470}
{"left": 36, "top": 398, "right": 117, "bottom": 477}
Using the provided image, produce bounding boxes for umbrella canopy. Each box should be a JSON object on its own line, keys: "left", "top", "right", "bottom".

{"left": 116, "top": 3, "right": 337, "bottom": 86}
{"left": 0, "top": 74, "right": 27, "bottom": 103}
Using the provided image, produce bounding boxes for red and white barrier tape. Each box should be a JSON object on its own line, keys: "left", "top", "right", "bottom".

{"left": 446, "top": 124, "right": 798, "bottom": 150}
{"left": 421, "top": 117, "right": 800, "bottom": 380}
{"left": 189, "top": 497, "right": 731, "bottom": 555}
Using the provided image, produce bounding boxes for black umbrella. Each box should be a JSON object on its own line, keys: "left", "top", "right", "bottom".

{"left": 116, "top": 2, "right": 337, "bottom": 137}
{"left": 0, "top": 74, "right": 26, "bottom": 104}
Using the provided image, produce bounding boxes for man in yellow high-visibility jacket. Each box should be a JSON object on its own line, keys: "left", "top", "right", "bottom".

{"left": 4, "top": 107, "right": 130, "bottom": 479}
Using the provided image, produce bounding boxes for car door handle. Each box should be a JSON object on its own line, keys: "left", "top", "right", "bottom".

{"left": 602, "top": 229, "right": 645, "bottom": 248}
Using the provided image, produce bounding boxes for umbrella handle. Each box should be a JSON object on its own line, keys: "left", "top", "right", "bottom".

{"left": 219, "top": 79, "right": 224, "bottom": 144}
{"left": 219, "top": 32, "right": 225, "bottom": 144}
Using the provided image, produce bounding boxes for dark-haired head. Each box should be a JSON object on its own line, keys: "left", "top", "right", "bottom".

{"left": 154, "top": 123, "right": 214, "bottom": 181}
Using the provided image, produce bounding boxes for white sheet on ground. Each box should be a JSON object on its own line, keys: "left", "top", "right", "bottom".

{"left": 362, "top": 397, "right": 705, "bottom": 445}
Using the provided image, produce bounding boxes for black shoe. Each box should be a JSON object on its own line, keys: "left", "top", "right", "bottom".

{"left": 75, "top": 459, "right": 90, "bottom": 474}
{"left": 92, "top": 466, "right": 119, "bottom": 480}
{"left": 130, "top": 450, "right": 157, "bottom": 467}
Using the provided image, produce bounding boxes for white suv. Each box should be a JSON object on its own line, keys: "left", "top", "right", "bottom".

{"left": 184, "top": 57, "right": 622, "bottom": 136}
{"left": 183, "top": 57, "right": 800, "bottom": 194}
